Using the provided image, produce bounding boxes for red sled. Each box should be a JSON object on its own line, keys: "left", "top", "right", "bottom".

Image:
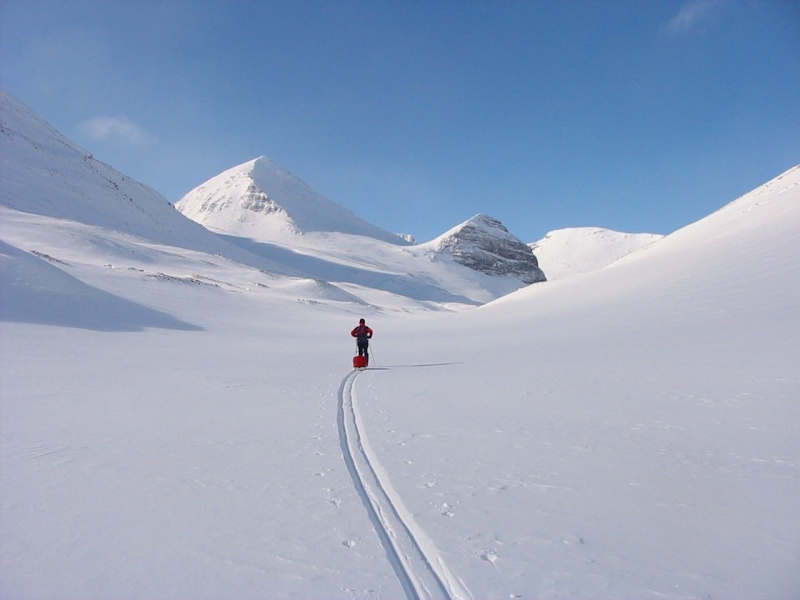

{"left": 353, "top": 356, "right": 368, "bottom": 369}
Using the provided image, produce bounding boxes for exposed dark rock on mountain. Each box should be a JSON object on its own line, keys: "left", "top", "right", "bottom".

{"left": 435, "top": 214, "right": 546, "bottom": 284}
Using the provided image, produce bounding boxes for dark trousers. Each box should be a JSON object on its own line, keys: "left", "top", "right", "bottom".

{"left": 356, "top": 339, "right": 369, "bottom": 360}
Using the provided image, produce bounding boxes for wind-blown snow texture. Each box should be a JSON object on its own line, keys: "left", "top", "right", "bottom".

{"left": 2, "top": 90, "right": 799, "bottom": 599}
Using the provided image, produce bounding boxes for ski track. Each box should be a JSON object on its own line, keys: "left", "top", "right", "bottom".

{"left": 337, "top": 369, "right": 472, "bottom": 600}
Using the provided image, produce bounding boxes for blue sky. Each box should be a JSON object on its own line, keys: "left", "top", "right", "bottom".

{"left": 2, "top": 0, "right": 798, "bottom": 243}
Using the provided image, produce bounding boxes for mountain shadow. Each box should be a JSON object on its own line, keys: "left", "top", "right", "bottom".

{"left": 0, "top": 240, "right": 203, "bottom": 332}
{"left": 219, "top": 234, "right": 481, "bottom": 306}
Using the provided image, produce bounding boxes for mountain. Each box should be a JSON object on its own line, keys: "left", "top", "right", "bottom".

{"left": 2, "top": 89, "right": 798, "bottom": 598}
{"left": 175, "top": 156, "right": 405, "bottom": 244}
{"left": 0, "top": 92, "right": 540, "bottom": 310}
{"left": 530, "top": 227, "right": 663, "bottom": 280}
{"left": 494, "top": 163, "right": 800, "bottom": 320}
{"left": 420, "top": 214, "right": 546, "bottom": 284}
{"left": 174, "top": 157, "right": 545, "bottom": 304}
{"left": 0, "top": 90, "right": 217, "bottom": 252}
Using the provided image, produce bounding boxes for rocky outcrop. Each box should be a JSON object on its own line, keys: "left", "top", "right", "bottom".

{"left": 435, "top": 214, "right": 546, "bottom": 284}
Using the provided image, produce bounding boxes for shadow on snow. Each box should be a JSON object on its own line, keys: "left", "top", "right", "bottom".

{"left": 0, "top": 240, "right": 203, "bottom": 332}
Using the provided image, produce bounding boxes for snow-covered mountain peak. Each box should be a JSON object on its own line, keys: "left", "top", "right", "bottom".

{"left": 0, "top": 93, "right": 540, "bottom": 309}
{"left": 436, "top": 214, "right": 516, "bottom": 241}
{"left": 176, "top": 156, "right": 405, "bottom": 244}
{"left": 424, "top": 213, "right": 546, "bottom": 284}
{"left": 530, "top": 227, "right": 663, "bottom": 281}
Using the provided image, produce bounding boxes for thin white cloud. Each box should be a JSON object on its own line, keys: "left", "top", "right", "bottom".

{"left": 666, "top": 0, "right": 722, "bottom": 35}
{"left": 79, "top": 115, "right": 156, "bottom": 145}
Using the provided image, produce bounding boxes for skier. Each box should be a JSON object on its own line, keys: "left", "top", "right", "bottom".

{"left": 351, "top": 318, "right": 373, "bottom": 365}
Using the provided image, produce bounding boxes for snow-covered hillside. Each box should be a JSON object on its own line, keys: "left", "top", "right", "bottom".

{"left": 0, "top": 92, "right": 541, "bottom": 311}
{"left": 176, "top": 156, "right": 405, "bottom": 244}
{"left": 2, "top": 89, "right": 798, "bottom": 599}
{"left": 530, "top": 227, "right": 662, "bottom": 280}
{"left": 0, "top": 90, "right": 216, "bottom": 251}
{"left": 174, "top": 152, "right": 544, "bottom": 305}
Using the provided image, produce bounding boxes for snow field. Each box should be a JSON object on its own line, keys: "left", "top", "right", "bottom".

{"left": 2, "top": 87, "right": 799, "bottom": 597}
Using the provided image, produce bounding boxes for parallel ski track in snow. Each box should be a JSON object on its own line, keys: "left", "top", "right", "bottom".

{"left": 338, "top": 369, "right": 472, "bottom": 600}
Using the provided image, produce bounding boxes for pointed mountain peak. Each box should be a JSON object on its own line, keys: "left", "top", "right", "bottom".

{"left": 176, "top": 156, "right": 404, "bottom": 244}
{"left": 446, "top": 214, "right": 515, "bottom": 238}
{"left": 427, "top": 214, "right": 546, "bottom": 284}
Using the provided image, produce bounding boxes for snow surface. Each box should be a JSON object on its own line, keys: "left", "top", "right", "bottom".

{"left": 173, "top": 154, "right": 541, "bottom": 306}
{"left": 0, "top": 90, "right": 528, "bottom": 310}
{"left": 2, "top": 90, "right": 799, "bottom": 599}
{"left": 530, "top": 227, "right": 663, "bottom": 281}
{"left": 175, "top": 156, "right": 405, "bottom": 245}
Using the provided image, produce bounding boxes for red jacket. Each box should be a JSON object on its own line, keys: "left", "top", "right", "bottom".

{"left": 351, "top": 325, "right": 373, "bottom": 340}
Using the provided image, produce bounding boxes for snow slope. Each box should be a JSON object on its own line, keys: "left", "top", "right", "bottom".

{"left": 530, "top": 227, "right": 662, "bottom": 280}
{"left": 2, "top": 90, "right": 799, "bottom": 599}
{"left": 360, "top": 165, "right": 800, "bottom": 597}
{"left": 175, "top": 156, "right": 405, "bottom": 244}
{"left": 174, "top": 154, "right": 543, "bottom": 306}
{"left": 0, "top": 90, "right": 215, "bottom": 251}
{"left": 0, "top": 91, "right": 534, "bottom": 311}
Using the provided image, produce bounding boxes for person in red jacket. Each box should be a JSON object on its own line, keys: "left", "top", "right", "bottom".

{"left": 351, "top": 318, "right": 373, "bottom": 364}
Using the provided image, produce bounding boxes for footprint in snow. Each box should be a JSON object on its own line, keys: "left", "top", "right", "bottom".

{"left": 481, "top": 551, "right": 499, "bottom": 567}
